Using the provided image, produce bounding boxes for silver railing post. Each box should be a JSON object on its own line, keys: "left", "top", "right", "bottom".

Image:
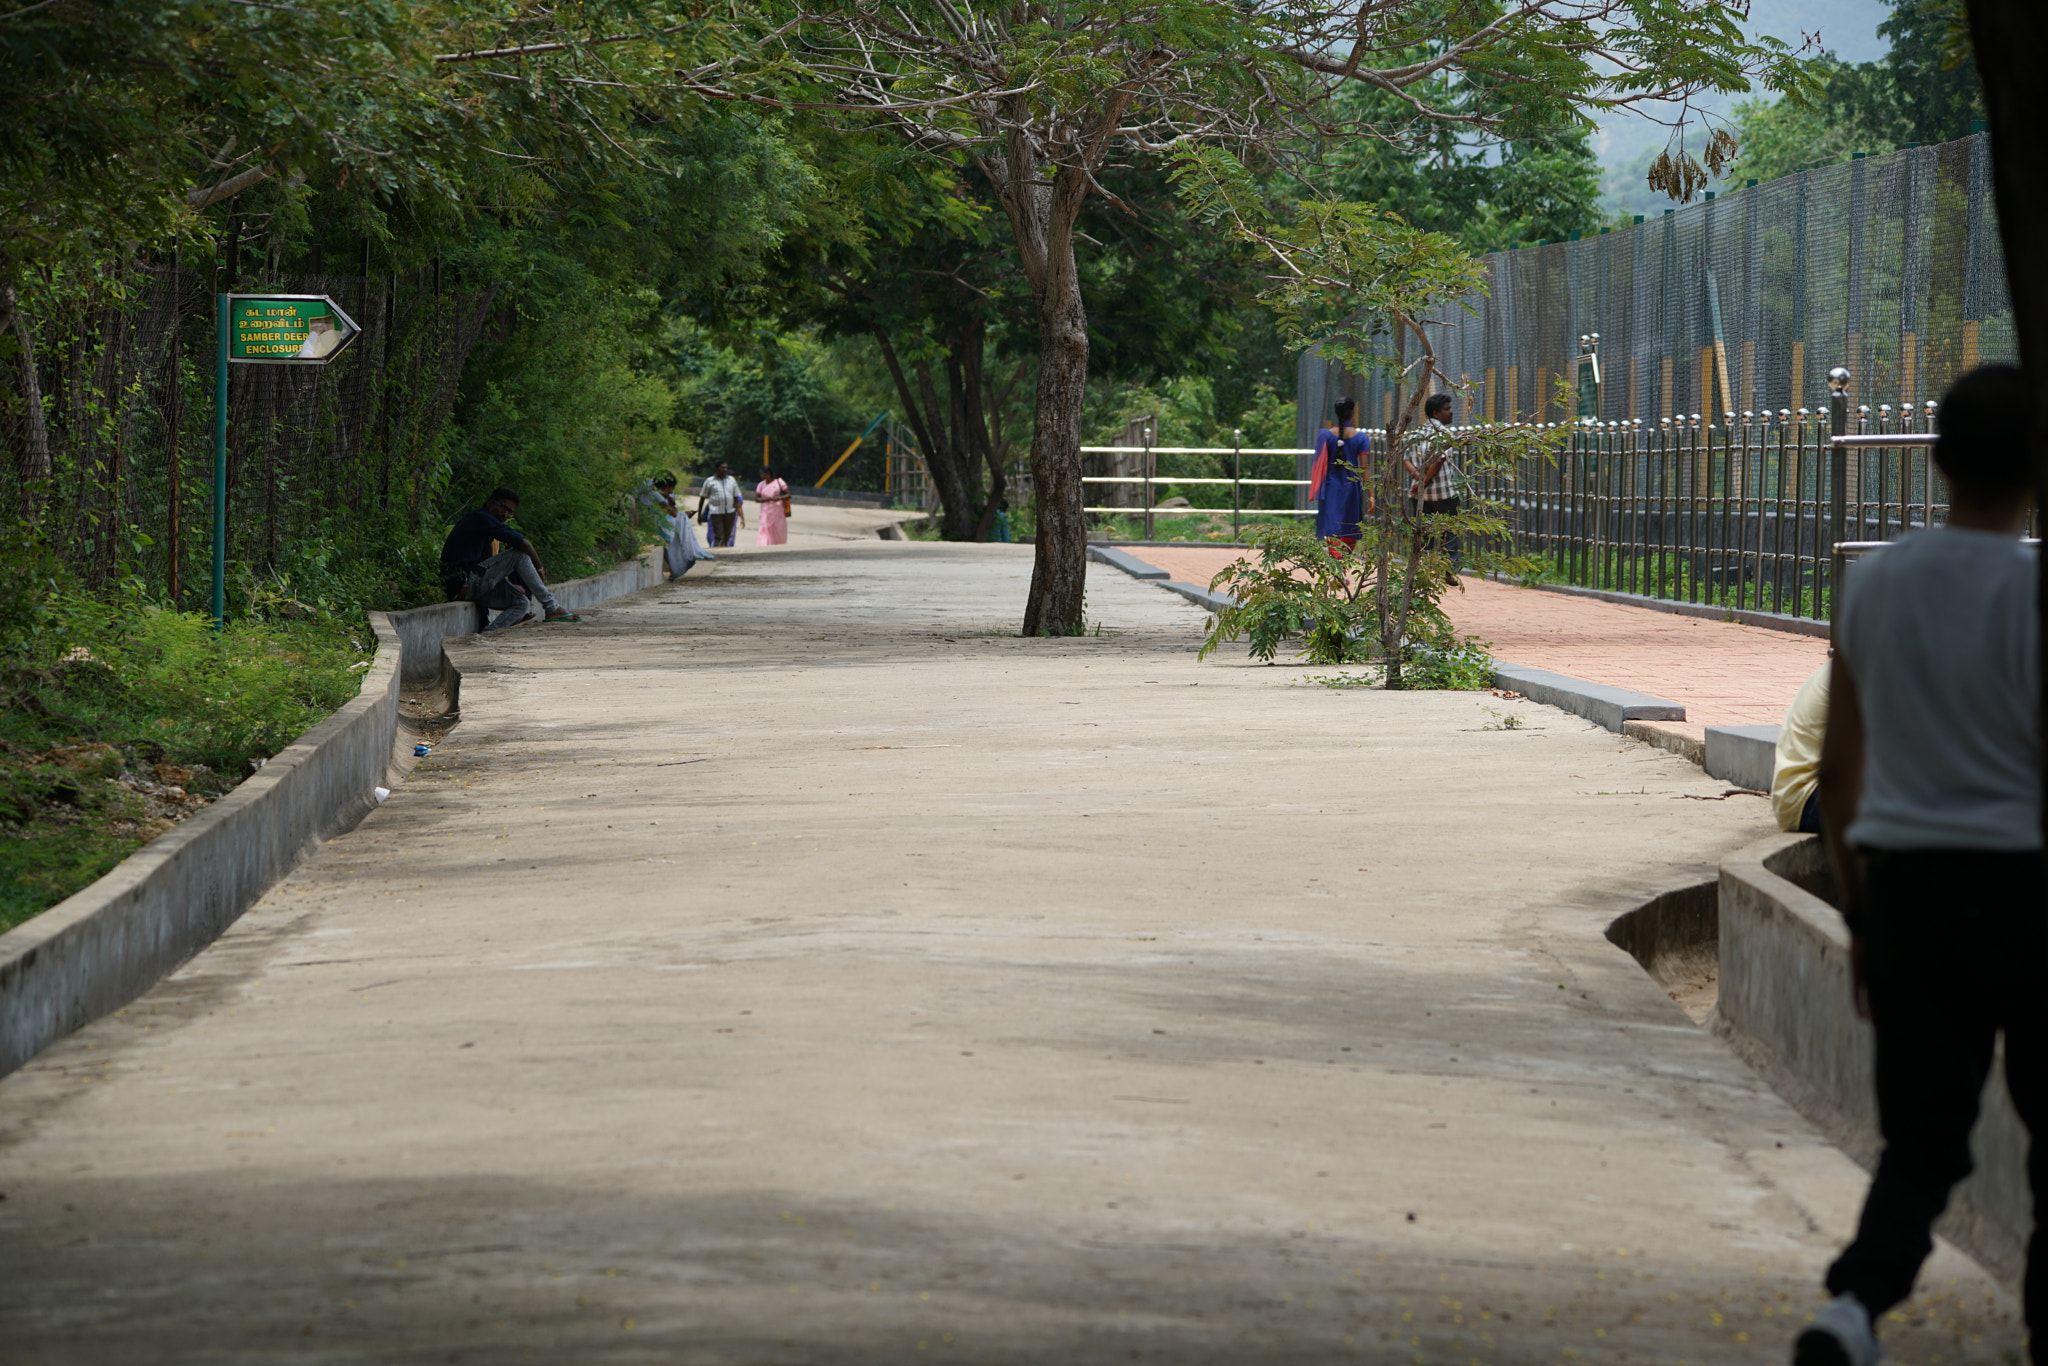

{"left": 1232, "top": 428, "right": 1242, "bottom": 542}
{"left": 1828, "top": 366, "right": 1850, "bottom": 622}
{"left": 1143, "top": 418, "right": 1156, "bottom": 541}
{"left": 1828, "top": 367, "right": 1850, "bottom": 551}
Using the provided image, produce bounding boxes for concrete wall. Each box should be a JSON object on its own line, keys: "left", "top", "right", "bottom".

{"left": 0, "top": 555, "right": 659, "bottom": 1078}
{"left": 1718, "top": 834, "right": 2030, "bottom": 1282}
{"left": 388, "top": 601, "right": 477, "bottom": 689}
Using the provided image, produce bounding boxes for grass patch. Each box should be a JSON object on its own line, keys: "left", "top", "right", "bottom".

{"left": 0, "top": 597, "right": 369, "bottom": 931}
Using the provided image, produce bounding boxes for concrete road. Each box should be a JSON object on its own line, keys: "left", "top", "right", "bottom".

{"left": 0, "top": 531, "right": 2020, "bottom": 1364}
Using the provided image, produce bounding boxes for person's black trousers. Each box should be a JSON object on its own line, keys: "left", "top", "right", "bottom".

{"left": 1827, "top": 849, "right": 2048, "bottom": 1335}
{"left": 1406, "top": 496, "right": 1461, "bottom": 568}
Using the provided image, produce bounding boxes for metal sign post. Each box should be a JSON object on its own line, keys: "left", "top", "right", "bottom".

{"left": 210, "top": 293, "right": 362, "bottom": 628}
{"left": 1574, "top": 333, "right": 1601, "bottom": 421}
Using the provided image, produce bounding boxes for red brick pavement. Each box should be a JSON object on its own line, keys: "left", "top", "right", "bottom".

{"left": 1126, "top": 545, "right": 1828, "bottom": 728}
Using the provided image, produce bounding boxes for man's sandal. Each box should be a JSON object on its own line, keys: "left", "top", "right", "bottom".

{"left": 543, "top": 611, "right": 583, "bottom": 623}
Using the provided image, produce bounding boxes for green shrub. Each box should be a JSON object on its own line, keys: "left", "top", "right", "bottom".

{"left": 0, "top": 584, "right": 367, "bottom": 929}
{"left": 1199, "top": 522, "right": 1493, "bottom": 688}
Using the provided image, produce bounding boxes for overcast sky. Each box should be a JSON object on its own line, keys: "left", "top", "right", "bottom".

{"left": 1590, "top": 0, "right": 1893, "bottom": 163}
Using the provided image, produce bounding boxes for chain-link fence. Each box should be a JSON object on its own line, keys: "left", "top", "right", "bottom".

{"left": 3, "top": 257, "right": 495, "bottom": 606}
{"left": 1295, "top": 130, "right": 2015, "bottom": 618}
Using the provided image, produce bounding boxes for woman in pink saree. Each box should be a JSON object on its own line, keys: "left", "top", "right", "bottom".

{"left": 755, "top": 468, "right": 791, "bottom": 546}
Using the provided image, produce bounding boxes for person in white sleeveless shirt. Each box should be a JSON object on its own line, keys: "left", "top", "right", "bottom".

{"left": 1798, "top": 365, "right": 2044, "bottom": 1366}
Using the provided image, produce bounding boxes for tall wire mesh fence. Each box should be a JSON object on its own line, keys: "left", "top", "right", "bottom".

{"left": 3, "top": 257, "right": 496, "bottom": 607}
{"left": 1295, "top": 131, "right": 2016, "bottom": 619}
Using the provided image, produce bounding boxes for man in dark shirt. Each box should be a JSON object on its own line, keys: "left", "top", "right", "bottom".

{"left": 439, "top": 488, "right": 579, "bottom": 628}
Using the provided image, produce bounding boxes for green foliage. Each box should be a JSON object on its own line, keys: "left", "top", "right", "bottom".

{"left": 1198, "top": 524, "right": 1494, "bottom": 688}
{"left": 676, "top": 324, "right": 886, "bottom": 490}
{"left": 445, "top": 282, "right": 695, "bottom": 574}
{"left": 1318, "top": 87, "right": 1606, "bottom": 250}
{"left": 1200, "top": 525, "right": 1378, "bottom": 665}
{"left": 1174, "top": 144, "right": 1489, "bottom": 376}
{"left": 1402, "top": 642, "right": 1496, "bottom": 691}
{"left": 0, "top": 577, "right": 368, "bottom": 928}
{"left": 0, "top": 2, "right": 778, "bottom": 294}
{"left": 1729, "top": 76, "right": 1889, "bottom": 184}
{"left": 1727, "top": 2, "right": 1981, "bottom": 187}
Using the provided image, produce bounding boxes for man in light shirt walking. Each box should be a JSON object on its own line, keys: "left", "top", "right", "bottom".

{"left": 699, "top": 461, "right": 746, "bottom": 549}
{"left": 1798, "top": 365, "right": 2044, "bottom": 1366}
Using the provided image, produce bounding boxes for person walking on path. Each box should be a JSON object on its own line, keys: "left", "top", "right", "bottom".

{"left": 755, "top": 466, "right": 791, "bottom": 546}
{"left": 1798, "top": 364, "right": 2043, "bottom": 1366}
{"left": 699, "top": 462, "right": 745, "bottom": 548}
{"left": 1312, "top": 396, "right": 1370, "bottom": 554}
{"left": 439, "top": 487, "right": 581, "bottom": 629}
{"left": 1406, "top": 393, "right": 1463, "bottom": 586}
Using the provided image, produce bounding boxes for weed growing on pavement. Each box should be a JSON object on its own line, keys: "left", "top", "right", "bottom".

{"left": 0, "top": 582, "right": 369, "bottom": 929}
{"left": 1402, "top": 642, "right": 1495, "bottom": 690}
{"left": 1481, "top": 707, "right": 1525, "bottom": 730}
{"left": 1301, "top": 671, "right": 1382, "bottom": 689}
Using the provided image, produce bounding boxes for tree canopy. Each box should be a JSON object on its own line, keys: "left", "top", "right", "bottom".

{"left": 1, "top": 0, "right": 1821, "bottom": 636}
{"left": 1731, "top": 0, "right": 1983, "bottom": 184}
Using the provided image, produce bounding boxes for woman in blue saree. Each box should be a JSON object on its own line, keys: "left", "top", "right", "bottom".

{"left": 1313, "top": 397, "right": 1371, "bottom": 554}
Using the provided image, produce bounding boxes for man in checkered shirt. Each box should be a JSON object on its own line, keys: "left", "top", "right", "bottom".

{"left": 1405, "top": 392, "right": 1463, "bottom": 585}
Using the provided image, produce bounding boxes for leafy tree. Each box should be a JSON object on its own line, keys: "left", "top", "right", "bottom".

{"left": 1316, "top": 80, "right": 1604, "bottom": 250}
{"left": 776, "top": 0, "right": 1811, "bottom": 635}
{"left": 1729, "top": 1, "right": 1982, "bottom": 185}
{"left": 1175, "top": 149, "right": 1572, "bottom": 683}
{"left": 1858, "top": 0, "right": 1983, "bottom": 145}
{"left": 786, "top": 141, "right": 1294, "bottom": 542}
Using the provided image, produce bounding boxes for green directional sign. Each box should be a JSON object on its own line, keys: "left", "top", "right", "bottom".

{"left": 227, "top": 294, "right": 361, "bottom": 365}
{"left": 1575, "top": 352, "right": 1601, "bottom": 420}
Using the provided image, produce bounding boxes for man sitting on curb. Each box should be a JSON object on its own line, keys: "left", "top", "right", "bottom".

{"left": 439, "top": 487, "right": 581, "bottom": 630}
{"left": 1771, "top": 660, "right": 1830, "bottom": 835}
{"left": 1799, "top": 364, "right": 2041, "bottom": 1366}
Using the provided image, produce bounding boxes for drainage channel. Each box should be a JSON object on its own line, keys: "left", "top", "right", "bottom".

{"left": 1605, "top": 880, "right": 1720, "bottom": 1024}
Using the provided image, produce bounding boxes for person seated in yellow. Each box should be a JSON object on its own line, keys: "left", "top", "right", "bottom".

{"left": 1771, "top": 660, "right": 1830, "bottom": 834}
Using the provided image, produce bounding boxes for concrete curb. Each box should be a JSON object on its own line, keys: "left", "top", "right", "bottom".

{"left": 1717, "top": 833, "right": 2027, "bottom": 1283}
{"left": 1622, "top": 721, "right": 1706, "bottom": 765}
{"left": 0, "top": 554, "right": 660, "bottom": 1078}
{"left": 1157, "top": 580, "right": 1236, "bottom": 614}
{"left": 1086, "top": 545, "right": 1170, "bottom": 580}
{"left": 1491, "top": 662, "right": 1686, "bottom": 731}
{"left": 1704, "top": 724, "right": 1781, "bottom": 792}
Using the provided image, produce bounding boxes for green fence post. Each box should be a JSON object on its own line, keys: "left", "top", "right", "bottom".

{"left": 1232, "top": 428, "right": 1242, "bottom": 542}
{"left": 212, "top": 292, "right": 229, "bottom": 631}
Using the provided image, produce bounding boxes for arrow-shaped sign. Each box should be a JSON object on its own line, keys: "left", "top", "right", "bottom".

{"left": 227, "top": 294, "right": 362, "bottom": 366}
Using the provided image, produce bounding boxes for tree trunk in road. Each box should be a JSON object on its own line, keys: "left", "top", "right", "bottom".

{"left": 977, "top": 99, "right": 1127, "bottom": 636}
{"left": 1962, "top": 1, "right": 2048, "bottom": 845}
{"left": 1022, "top": 258, "right": 1090, "bottom": 635}
{"left": 992, "top": 152, "right": 1095, "bottom": 637}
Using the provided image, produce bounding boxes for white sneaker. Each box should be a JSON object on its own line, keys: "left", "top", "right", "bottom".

{"left": 1794, "top": 1293, "right": 1882, "bottom": 1366}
